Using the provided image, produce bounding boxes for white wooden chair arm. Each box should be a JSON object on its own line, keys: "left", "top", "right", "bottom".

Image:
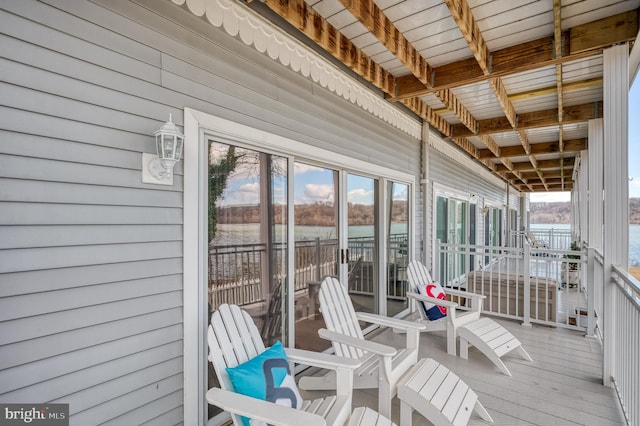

{"left": 206, "top": 387, "right": 326, "bottom": 426}
{"left": 318, "top": 328, "right": 397, "bottom": 357}
{"left": 285, "top": 348, "right": 361, "bottom": 370}
{"left": 407, "top": 292, "right": 458, "bottom": 308}
{"left": 442, "top": 289, "right": 485, "bottom": 311}
{"left": 443, "top": 288, "right": 486, "bottom": 300}
{"left": 355, "top": 312, "right": 426, "bottom": 331}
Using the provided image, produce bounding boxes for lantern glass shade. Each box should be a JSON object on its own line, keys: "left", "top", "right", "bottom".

{"left": 156, "top": 133, "right": 183, "bottom": 162}
{"left": 154, "top": 115, "right": 184, "bottom": 164}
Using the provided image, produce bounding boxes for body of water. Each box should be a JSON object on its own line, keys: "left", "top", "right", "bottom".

{"left": 532, "top": 223, "right": 640, "bottom": 267}
{"left": 212, "top": 224, "right": 406, "bottom": 246}
{"left": 214, "top": 223, "right": 640, "bottom": 267}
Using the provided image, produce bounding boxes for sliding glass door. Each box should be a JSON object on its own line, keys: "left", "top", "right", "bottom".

{"left": 206, "top": 141, "right": 288, "bottom": 419}
{"left": 345, "top": 174, "right": 379, "bottom": 315}
{"left": 293, "top": 162, "right": 339, "bottom": 351}
{"left": 386, "top": 182, "right": 409, "bottom": 316}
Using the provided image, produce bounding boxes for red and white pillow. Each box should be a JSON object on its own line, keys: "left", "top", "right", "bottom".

{"left": 416, "top": 282, "right": 448, "bottom": 320}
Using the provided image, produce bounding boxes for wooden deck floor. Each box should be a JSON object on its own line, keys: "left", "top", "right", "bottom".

{"left": 299, "top": 316, "right": 625, "bottom": 425}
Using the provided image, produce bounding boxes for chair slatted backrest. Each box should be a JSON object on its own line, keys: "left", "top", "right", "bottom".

{"left": 406, "top": 260, "right": 434, "bottom": 321}
{"left": 208, "top": 304, "right": 266, "bottom": 395}
{"left": 319, "top": 277, "right": 366, "bottom": 359}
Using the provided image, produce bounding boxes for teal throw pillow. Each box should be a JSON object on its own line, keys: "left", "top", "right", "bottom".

{"left": 226, "top": 341, "right": 302, "bottom": 426}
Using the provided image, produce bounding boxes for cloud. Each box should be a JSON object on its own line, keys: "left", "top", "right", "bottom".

{"left": 300, "top": 183, "right": 334, "bottom": 203}
{"left": 348, "top": 188, "right": 373, "bottom": 204}
{"left": 393, "top": 186, "right": 408, "bottom": 199}
{"left": 219, "top": 182, "right": 260, "bottom": 206}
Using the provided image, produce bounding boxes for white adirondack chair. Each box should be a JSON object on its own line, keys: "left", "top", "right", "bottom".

{"left": 406, "top": 260, "right": 532, "bottom": 376}
{"left": 207, "top": 304, "right": 395, "bottom": 426}
{"left": 298, "top": 276, "right": 426, "bottom": 418}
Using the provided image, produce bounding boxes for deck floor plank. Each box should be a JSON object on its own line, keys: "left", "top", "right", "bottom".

{"left": 300, "top": 316, "right": 625, "bottom": 425}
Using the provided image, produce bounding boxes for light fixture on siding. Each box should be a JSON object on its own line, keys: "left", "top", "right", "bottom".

{"left": 142, "top": 114, "right": 184, "bottom": 185}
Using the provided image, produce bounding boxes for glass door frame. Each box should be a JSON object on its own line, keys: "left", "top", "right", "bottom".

{"left": 182, "top": 109, "right": 416, "bottom": 424}
{"left": 432, "top": 183, "right": 479, "bottom": 284}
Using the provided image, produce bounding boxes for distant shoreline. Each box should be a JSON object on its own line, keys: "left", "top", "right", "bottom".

{"left": 531, "top": 198, "right": 640, "bottom": 225}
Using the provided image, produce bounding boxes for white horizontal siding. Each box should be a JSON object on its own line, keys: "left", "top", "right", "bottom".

{"left": 0, "top": 320, "right": 182, "bottom": 394}
{"left": 1, "top": 0, "right": 421, "bottom": 424}
{"left": 0, "top": 259, "right": 183, "bottom": 297}
{"left": 0, "top": 293, "right": 182, "bottom": 350}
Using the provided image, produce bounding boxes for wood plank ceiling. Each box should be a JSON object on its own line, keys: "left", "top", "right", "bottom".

{"left": 247, "top": 0, "right": 640, "bottom": 192}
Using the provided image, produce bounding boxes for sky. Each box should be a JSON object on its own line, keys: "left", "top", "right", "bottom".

{"left": 209, "top": 149, "right": 380, "bottom": 206}
{"left": 531, "top": 78, "right": 640, "bottom": 203}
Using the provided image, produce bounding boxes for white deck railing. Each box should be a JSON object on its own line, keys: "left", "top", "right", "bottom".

{"left": 510, "top": 228, "right": 573, "bottom": 250}
{"left": 434, "top": 240, "right": 590, "bottom": 330}
{"left": 208, "top": 234, "right": 409, "bottom": 308}
{"left": 610, "top": 265, "right": 640, "bottom": 426}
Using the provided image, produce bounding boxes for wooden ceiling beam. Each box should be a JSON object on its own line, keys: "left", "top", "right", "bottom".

{"left": 262, "top": 0, "right": 395, "bottom": 95}
{"left": 401, "top": 98, "right": 452, "bottom": 137}
{"left": 529, "top": 154, "right": 548, "bottom": 190}
{"left": 450, "top": 137, "right": 480, "bottom": 158}
{"left": 497, "top": 158, "right": 571, "bottom": 172}
{"left": 512, "top": 170, "right": 569, "bottom": 182}
{"left": 516, "top": 130, "right": 531, "bottom": 155}
{"left": 525, "top": 182, "right": 572, "bottom": 191}
{"left": 478, "top": 138, "right": 586, "bottom": 159}
{"left": 439, "top": 0, "right": 528, "bottom": 180}
{"left": 444, "top": 0, "right": 490, "bottom": 74}
{"left": 444, "top": 0, "right": 520, "bottom": 148}
{"left": 480, "top": 159, "right": 498, "bottom": 171}
{"left": 451, "top": 102, "right": 602, "bottom": 138}
{"left": 523, "top": 177, "right": 564, "bottom": 185}
{"left": 480, "top": 134, "right": 500, "bottom": 157}
{"left": 341, "top": 0, "right": 480, "bottom": 135}
{"left": 489, "top": 77, "right": 517, "bottom": 128}
{"left": 390, "top": 10, "right": 638, "bottom": 101}
{"left": 337, "top": 0, "right": 431, "bottom": 86}
{"left": 500, "top": 158, "right": 530, "bottom": 187}
{"left": 433, "top": 77, "right": 603, "bottom": 114}
{"left": 520, "top": 168, "right": 573, "bottom": 180}
{"left": 570, "top": 8, "right": 639, "bottom": 53}
{"left": 435, "top": 90, "right": 478, "bottom": 133}
{"left": 509, "top": 77, "right": 603, "bottom": 102}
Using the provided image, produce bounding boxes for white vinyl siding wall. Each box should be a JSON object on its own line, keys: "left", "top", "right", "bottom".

{"left": 426, "top": 145, "right": 513, "bottom": 267}
{"left": 0, "top": 0, "right": 419, "bottom": 424}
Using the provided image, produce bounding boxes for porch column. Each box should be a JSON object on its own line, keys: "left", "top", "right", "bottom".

{"left": 579, "top": 151, "right": 588, "bottom": 242}
{"left": 422, "top": 125, "right": 431, "bottom": 268}
{"left": 587, "top": 119, "right": 604, "bottom": 340}
{"left": 588, "top": 119, "right": 604, "bottom": 251}
{"left": 603, "top": 43, "right": 629, "bottom": 387}
{"left": 520, "top": 194, "right": 528, "bottom": 231}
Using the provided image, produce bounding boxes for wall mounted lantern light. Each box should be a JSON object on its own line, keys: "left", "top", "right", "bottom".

{"left": 142, "top": 114, "right": 184, "bottom": 185}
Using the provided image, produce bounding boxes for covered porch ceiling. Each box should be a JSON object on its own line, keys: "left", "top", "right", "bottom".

{"left": 244, "top": 0, "right": 640, "bottom": 192}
